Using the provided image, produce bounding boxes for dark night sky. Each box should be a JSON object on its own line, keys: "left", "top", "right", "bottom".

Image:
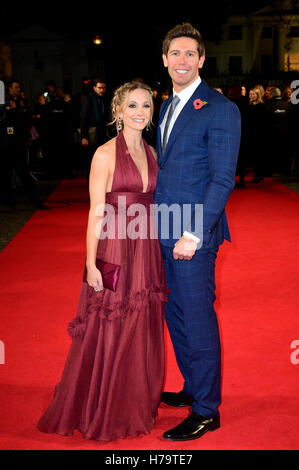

{"left": 4, "top": 1, "right": 270, "bottom": 32}
{"left": 1, "top": 1, "right": 271, "bottom": 90}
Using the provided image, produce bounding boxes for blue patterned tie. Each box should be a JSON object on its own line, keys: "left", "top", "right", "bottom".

{"left": 162, "top": 95, "right": 180, "bottom": 154}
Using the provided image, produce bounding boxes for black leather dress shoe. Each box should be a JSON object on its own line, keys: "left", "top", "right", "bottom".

{"left": 161, "top": 391, "right": 194, "bottom": 407}
{"left": 163, "top": 411, "right": 220, "bottom": 441}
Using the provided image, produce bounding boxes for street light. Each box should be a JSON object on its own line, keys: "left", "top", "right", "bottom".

{"left": 93, "top": 35, "right": 102, "bottom": 45}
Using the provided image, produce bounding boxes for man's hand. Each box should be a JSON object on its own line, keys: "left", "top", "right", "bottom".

{"left": 81, "top": 137, "right": 89, "bottom": 146}
{"left": 173, "top": 235, "right": 198, "bottom": 261}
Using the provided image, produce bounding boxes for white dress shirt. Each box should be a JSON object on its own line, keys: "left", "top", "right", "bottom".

{"left": 160, "top": 76, "right": 202, "bottom": 245}
{"left": 160, "top": 76, "right": 201, "bottom": 145}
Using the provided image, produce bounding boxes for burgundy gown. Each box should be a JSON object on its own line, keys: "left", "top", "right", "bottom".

{"left": 37, "top": 131, "right": 169, "bottom": 441}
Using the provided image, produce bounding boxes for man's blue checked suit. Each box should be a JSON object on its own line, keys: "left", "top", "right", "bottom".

{"left": 155, "top": 80, "right": 241, "bottom": 418}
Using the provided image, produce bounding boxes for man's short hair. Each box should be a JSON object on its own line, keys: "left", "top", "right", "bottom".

{"left": 162, "top": 22, "right": 205, "bottom": 58}
{"left": 93, "top": 77, "right": 106, "bottom": 87}
{"left": 270, "top": 87, "right": 281, "bottom": 97}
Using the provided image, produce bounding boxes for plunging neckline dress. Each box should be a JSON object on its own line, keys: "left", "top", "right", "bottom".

{"left": 37, "top": 131, "right": 169, "bottom": 441}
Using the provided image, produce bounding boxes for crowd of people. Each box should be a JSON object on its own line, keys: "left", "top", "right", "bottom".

{"left": 0, "top": 79, "right": 78, "bottom": 210}
{"left": 0, "top": 76, "right": 298, "bottom": 210}
{"left": 220, "top": 82, "right": 298, "bottom": 187}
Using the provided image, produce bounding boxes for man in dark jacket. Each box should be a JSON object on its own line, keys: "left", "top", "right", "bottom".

{"left": 42, "top": 85, "right": 73, "bottom": 179}
{"left": 265, "top": 87, "right": 292, "bottom": 175}
{"left": 80, "top": 78, "right": 108, "bottom": 180}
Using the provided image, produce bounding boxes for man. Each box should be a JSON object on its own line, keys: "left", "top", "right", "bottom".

{"left": 80, "top": 78, "right": 108, "bottom": 180}
{"left": 155, "top": 23, "right": 241, "bottom": 441}
{"left": 264, "top": 86, "right": 292, "bottom": 176}
{"left": 264, "top": 84, "right": 275, "bottom": 103}
{"left": 43, "top": 83, "right": 73, "bottom": 179}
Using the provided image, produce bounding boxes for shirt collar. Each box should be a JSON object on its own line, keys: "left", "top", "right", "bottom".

{"left": 173, "top": 76, "right": 201, "bottom": 104}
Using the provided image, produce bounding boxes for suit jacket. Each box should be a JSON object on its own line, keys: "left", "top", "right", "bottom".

{"left": 155, "top": 80, "right": 241, "bottom": 249}
{"left": 80, "top": 91, "right": 108, "bottom": 144}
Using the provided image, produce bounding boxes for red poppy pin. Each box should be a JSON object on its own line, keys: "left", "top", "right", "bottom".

{"left": 193, "top": 98, "right": 207, "bottom": 110}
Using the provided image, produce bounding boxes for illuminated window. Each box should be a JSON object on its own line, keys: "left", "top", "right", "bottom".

{"left": 284, "top": 53, "right": 299, "bottom": 71}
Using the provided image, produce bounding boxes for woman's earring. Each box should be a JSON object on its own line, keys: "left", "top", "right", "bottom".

{"left": 117, "top": 116, "right": 123, "bottom": 132}
{"left": 146, "top": 122, "right": 150, "bottom": 132}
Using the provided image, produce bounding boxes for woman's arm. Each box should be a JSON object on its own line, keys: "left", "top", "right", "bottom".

{"left": 85, "top": 143, "right": 114, "bottom": 289}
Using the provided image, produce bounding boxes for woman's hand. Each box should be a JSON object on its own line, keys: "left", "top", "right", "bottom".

{"left": 86, "top": 265, "right": 104, "bottom": 292}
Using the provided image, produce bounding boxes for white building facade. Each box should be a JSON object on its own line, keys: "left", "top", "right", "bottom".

{"left": 204, "top": 1, "right": 299, "bottom": 82}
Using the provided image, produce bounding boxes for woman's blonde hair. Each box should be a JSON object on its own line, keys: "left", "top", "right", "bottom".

{"left": 110, "top": 81, "right": 154, "bottom": 132}
{"left": 250, "top": 86, "right": 264, "bottom": 104}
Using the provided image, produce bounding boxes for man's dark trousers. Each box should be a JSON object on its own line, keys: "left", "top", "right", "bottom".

{"left": 161, "top": 244, "right": 221, "bottom": 418}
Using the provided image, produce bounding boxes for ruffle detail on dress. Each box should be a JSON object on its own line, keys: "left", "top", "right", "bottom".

{"left": 67, "top": 286, "right": 169, "bottom": 338}
{"left": 67, "top": 316, "right": 88, "bottom": 338}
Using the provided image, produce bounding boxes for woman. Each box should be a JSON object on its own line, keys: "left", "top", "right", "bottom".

{"left": 282, "top": 85, "right": 292, "bottom": 103}
{"left": 249, "top": 86, "right": 264, "bottom": 105}
{"left": 37, "top": 81, "right": 169, "bottom": 441}
{"left": 253, "top": 83, "right": 265, "bottom": 103}
{"left": 247, "top": 86, "right": 267, "bottom": 183}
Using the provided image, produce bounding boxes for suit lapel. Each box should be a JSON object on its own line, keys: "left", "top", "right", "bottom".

{"left": 160, "top": 81, "right": 210, "bottom": 165}
{"left": 157, "top": 97, "right": 172, "bottom": 164}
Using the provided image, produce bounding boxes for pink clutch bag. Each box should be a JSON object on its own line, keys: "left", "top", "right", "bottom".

{"left": 83, "top": 259, "right": 121, "bottom": 292}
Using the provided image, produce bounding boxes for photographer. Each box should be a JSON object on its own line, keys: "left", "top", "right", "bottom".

{"left": 0, "top": 80, "right": 49, "bottom": 210}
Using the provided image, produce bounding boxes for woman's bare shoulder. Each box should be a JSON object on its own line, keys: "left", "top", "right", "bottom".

{"left": 92, "top": 138, "right": 116, "bottom": 167}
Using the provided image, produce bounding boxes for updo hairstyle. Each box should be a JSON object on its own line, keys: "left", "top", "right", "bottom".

{"left": 110, "top": 81, "right": 154, "bottom": 132}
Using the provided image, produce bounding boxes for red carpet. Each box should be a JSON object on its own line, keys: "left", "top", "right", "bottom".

{"left": 0, "top": 177, "right": 299, "bottom": 450}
